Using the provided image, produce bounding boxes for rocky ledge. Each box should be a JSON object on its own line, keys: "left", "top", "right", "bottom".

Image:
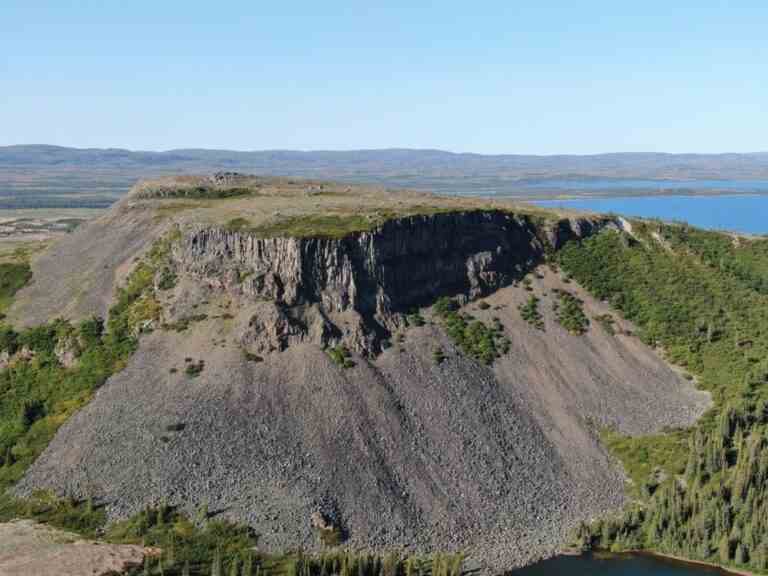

{"left": 169, "top": 210, "right": 609, "bottom": 355}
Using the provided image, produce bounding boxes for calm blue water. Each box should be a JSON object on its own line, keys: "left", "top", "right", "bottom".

{"left": 523, "top": 179, "right": 768, "bottom": 193}
{"left": 533, "top": 195, "right": 768, "bottom": 235}
{"left": 513, "top": 553, "right": 734, "bottom": 576}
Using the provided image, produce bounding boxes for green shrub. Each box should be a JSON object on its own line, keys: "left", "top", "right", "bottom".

{"left": 0, "top": 262, "right": 32, "bottom": 313}
{"left": 518, "top": 295, "right": 544, "bottom": 330}
{"left": 163, "top": 314, "right": 208, "bottom": 332}
{"left": 522, "top": 277, "right": 533, "bottom": 292}
{"left": 552, "top": 289, "right": 589, "bottom": 335}
{"left": 594, "top": 314, "right": 616, "bottom": 335}
{"left": 243, "top": 351, "right": 263, "bottom": 363}
{"left": 434, "top": 297, "right": 506, "bottom": 365}
{"left": 0, "top": 491, "right": 105, "bottom": 538}
{"left": 157, "top": 267, "right": 178, "bottom": 290}
{"left": 185, "top": 360, "right": 205, "bottom": 378}
{"left": 433, "top": 296, "right": 459, "bottom": 316}
{"left": 406, "top": 312, "right": 425, "bottom": 327}
{"left": 326, "top": 346, "right": 355, "bottom": 369}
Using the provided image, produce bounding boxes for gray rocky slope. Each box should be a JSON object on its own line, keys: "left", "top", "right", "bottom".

{"left": 13, "top": 196, "right": 710, "bottom": 572}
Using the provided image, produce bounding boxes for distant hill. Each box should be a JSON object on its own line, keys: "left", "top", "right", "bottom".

{"left": 2, "top": 145, "right": 768, "bottom": 208}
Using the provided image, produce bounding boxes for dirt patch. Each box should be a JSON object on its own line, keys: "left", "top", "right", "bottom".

{"left": 0, "top": 519, "right": 154, "bottom": 576}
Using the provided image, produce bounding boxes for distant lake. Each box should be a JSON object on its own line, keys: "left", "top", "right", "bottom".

{"left": 532, "top": 195, "right": 768, "bottom": 235}
{"left": 513, "top": 553, "right": 736, "bottom": 576}
{"left": 521, "top": 179, "right": 768, "bottom": 193}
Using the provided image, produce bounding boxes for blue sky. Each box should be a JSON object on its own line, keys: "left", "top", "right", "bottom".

{"left": 2, "top": 1, "right": 766, "bottom": 154}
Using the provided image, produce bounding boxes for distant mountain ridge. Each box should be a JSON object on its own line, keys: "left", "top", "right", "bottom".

{"left": 4, "top": 144, "right": 768, "bottom": 173}
{"left": 2, "top": 145, "right": 768, "bottom": 209}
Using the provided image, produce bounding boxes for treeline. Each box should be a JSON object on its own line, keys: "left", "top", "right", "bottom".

{"left": 558, "top": 221, "right": 768, "bottom": 406}
{"left": 573, "top": 400, "right": 768, "bottom": 571}
{"left": 661, "top": 223, "right": 768, "bottom": 296}
{"left": 558, "top": 221, "right": 768, "bottom": 573}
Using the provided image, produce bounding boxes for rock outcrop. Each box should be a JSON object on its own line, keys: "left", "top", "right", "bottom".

{"left": 171, "top": 211, "right": 608, "bottom": 354}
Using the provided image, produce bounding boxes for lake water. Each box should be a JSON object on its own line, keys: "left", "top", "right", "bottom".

{"left": 513, "top": 553, "right": 735, "bottom": 576}
{"left": 532, "top": 195, "right": 768, "bottom": 235}
{"left": 522, "top": 179, "right": 768, "bottom": 193}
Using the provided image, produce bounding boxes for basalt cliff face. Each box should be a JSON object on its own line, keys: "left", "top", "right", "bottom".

{"left": 170, "top": 211, "right": 607, "bottom": 355}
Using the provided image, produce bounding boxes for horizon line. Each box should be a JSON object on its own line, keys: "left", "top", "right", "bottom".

{"left": 2, "top": 143, "right": 768, "bottom": 158}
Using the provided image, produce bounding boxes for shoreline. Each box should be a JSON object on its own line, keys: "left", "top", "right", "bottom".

{"left": 634, "top": 550, "right": 760, "bottom": 576}
{"left": 550, "top": 549, "right": 761, "bottom": 576}
{"left": 636, "top": 550, "right": 759, "bottom": 576}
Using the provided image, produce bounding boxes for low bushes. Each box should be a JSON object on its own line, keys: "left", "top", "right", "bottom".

{"left": 518, "top": 295, "right": 544, "bottom": 330}
{"left": 326, "top": 345, "right": 355, "bottom": 369}
{"left": 552, "top": 289, "right": 589, "bottom": 335}
{"left": 433, "top": 297, "right": 507, "bottom": 365}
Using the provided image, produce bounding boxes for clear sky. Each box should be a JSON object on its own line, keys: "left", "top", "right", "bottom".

{"left": 2, "top": 1, "right": 766, "bottom": 154}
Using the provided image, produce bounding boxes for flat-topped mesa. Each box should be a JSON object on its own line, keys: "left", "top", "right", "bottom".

{"left": 169, "top": 209, "right": 609, "bottom": 355}
{"left": 129, "top": 173, "right": 351, "bottom": 200}
{"left": 7, "top": 172, "right": 610, "bottom": 333}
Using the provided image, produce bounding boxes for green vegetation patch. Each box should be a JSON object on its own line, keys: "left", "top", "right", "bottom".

{"left": 2, "top": 493, "right": 466, "bottom": 576}
{"left": 140, "top": 185, "right": 259, "bottom": 200}
{"left": 326, "top": 345, "right": 355, "bottom": 369}
{"left": 157, "top": 266, "right": 178, "bottom": 290}
{"left": 229, "top": 214, "right": 381, "bottom": 239}
{"left": 0, "top": 233, "right": 177, "bottom": 490}
{"left": 558, "top": 222, "right": 768, "bottom": 573}
{"left": 433, "top": 297, "right": 507, "bottom": 365}
{"left": 406, "top": 311, "right": 426, "bottom": 327}
{"left": 227, "top": 207, "right": 493, "bottom": 240}
{"left": 659, "top": 222, "right": 768, "bottom": 296}
{"left": 0, "top": 262, "right": 32, "bottom": 314}
{"left": 558, "top": 224, "right": 768, "bottom": 405}
{"left": 184, "top": 359, "right": 205, "bottom": 378}
{"left": 594, "top": 313, "right": 616, "bottom": 335}
{"left": 580, "top": 402, "right": 768, "bottom": 573}
{"left": 552, "top": 289, "right": 589, "bottom": 335}
{"left": 518, "top": 295, "right": 544, "bottom": 330}
{"left": 600, "top": 428, "right": 689, "bottom": 493}
{"left": 0, "top": 490, "right": 105, "bottom": 538}
{"left": 163, "top": 314, "right": 208, "bottom": 332}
